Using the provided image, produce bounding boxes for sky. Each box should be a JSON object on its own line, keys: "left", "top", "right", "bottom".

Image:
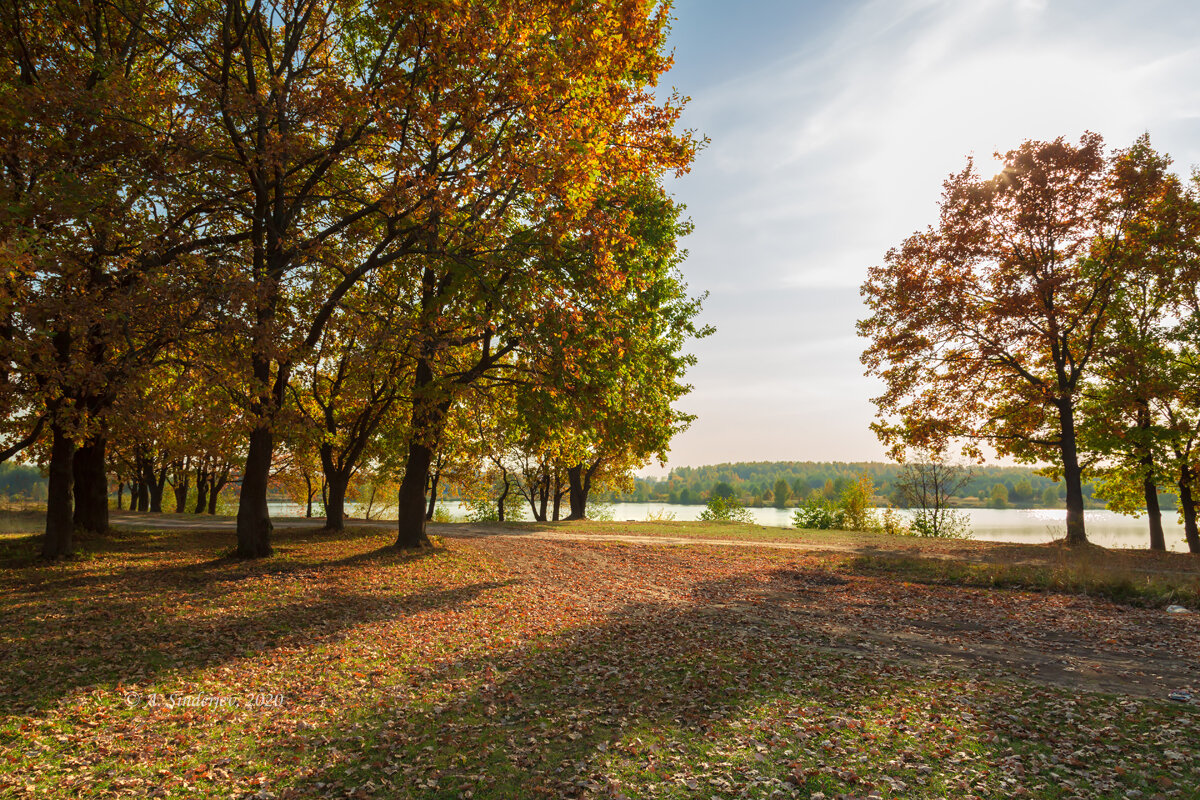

{"left": 651, "top": 0, "right": 1200, "bottom": 472}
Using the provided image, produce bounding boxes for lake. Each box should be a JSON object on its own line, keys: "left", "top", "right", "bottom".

{"left": 271, "top": 500, "right": 1194, "bottom": 552}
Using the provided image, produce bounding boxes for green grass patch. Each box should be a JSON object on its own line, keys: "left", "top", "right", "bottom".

{"left": 846, "top": 552, "right": 1200, "bottom": 607}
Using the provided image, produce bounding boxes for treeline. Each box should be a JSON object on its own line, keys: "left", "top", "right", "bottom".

{"left": 0, "top": 1, "right": 705, "bottom": 558}
{"left": 600, "top": 461, "right": 1109, "bottom": 509}
{"left": 861, "top": 134, "right": 1200, "bottom": 552}
{"left": 0, "top": 463, "right": 45, "bottom": 502}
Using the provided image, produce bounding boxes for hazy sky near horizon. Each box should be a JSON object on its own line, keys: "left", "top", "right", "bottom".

{"left": 652, "top": 0, "right": 1200, "bottom": 472}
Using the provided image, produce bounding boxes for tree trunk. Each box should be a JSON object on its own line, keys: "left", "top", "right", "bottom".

{"left": 496, "top": 479, "right": 509, "bottom": 522}
{"left": 236, "top": 426, "right": 274, "bottom": 557}
{"left": 394, "top": 356, "right": 448, "bottom": 549}
{"left": 324, "top": 472, "right": 349, "bottom": 532}
{"left": 552, "top": 470, "right": 564, "bottom": 521}
{"left": 41, "top": 423, "right": 76, "bottom": 559}
{"left": 194, "top": 465, "right": 209, "bottom": 514}
{"left": 1143, "top": 475, "right": 1166, "bottom": 551}
{"left": 208, "top": 467, "right": 229, "bottom": 515}
{"left": 425, "top": 468, "right": 440, "bottom": 522}
{"left": 148, "top": 463, "right": 168, "bottom": 513}
{"left": 565, "top": 465, "right": 586, "bottom": 520}
{"left": 1057, "top": 400, "right": 1088, "bottom": 546}
{"left": 173, "top": 460, "right": 190, "bottom": 513}
{"left": 304, "top": 472, "right": 313, "bottom": 518}
{"left": 72, "top": 437, "right": 109, "bottom": 534}
{"left": 396, "top": 439, "right": 435, "bottom": 548}
{"left": 1137, "top": 406, "right": 1165, "bottom": 551}
{"left": 1178, "top": 467, "right": 1200, "bottom": 554}
{"left": 116, "top": 481, "right": 124, "bottom": 511}
{"left": 537, "top": 468, "right": 549, "bottom": 522}
{"left": 136, "top": 478, "right": 150, "bottom": 512}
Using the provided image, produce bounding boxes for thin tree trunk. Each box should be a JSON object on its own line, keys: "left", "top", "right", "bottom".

{"left": 1137, "top": 406, "right": 1165, "bottom": 551}
{"left": 1143, "top": 475, "right": 1165, "bottom": 551}
{"left": 1057, "top": 400, "right": 1088, "bottom": 546}
{"left": 496, "top": 478, "right": 509, "bottom": 522}
{"left": 425, "top": 468, "right": 440, "bottom": 522}
{"left": 304, "top": 472, "right": 313, "bottom": 518}
{"left": 194, "top": 464, "right": 209, "bottom": 514}
{"left": 1179, "top": 466, "right": 1200, "bottom": 554}
{"left": 116, "top": 481, "right": 124, "bottom": 511}
{"left": 42, "top": 423, "right": 76, "bottom": 559}
{"left": 208, "top": 467, "right": 229, "bottom": 515}
{"left": 537, "top": 467, "right": 549, "bottom": 522}
{"left": 173, "top": 459, "right": 190, "bottom": 513}
{"left": 552, "top": 469, "right": 564, "bottom": 521}
{"left": 136, "top": 477, "right": 150, "bottom": 512}
{"left": 364, "top": 484, "right": 377, "bottom": 520}
{"left": 236, "top": 426, "right": 274, "bottom": 557}
{"left": 72, "top": 436, "right": 108, "bottom": 534}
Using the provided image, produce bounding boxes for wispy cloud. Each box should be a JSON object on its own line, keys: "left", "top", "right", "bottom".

{"left": 660, "top": 0, "right": 1200, "bottom": 467}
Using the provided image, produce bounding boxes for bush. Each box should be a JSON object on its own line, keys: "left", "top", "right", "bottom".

{"left": 909, "top": 508, "right": 971, "bottom": 539}
{"left": 587, "top": 501, "right": 616, "bottom": 521}
{"left": 464, "top": 498, "right": 499, "bottom": 523}
{"left": 877, "top": 506, "right": 909, "bottom": 536}
{"left": 699, "top": 495, "right": 753, "bottom": 524}
{"left": 792, "top": 496, "right": 845, "bottom": 530}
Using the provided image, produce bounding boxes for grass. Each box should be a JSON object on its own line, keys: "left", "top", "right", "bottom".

{"left": 508, "top": 519, "right": 1200, "bottom": 607}
{"left": 845, "top": 550, "right": 1200, "bottom": 607}
{"left": 1, "top": 523, "right": 1198, "bottom": 799}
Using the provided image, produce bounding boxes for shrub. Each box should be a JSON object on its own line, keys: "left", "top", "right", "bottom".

{"left": 699, "top": 495, "right": 753, "bottom": 524}
{"left": 464, "top": 498, "right": 499, "bottom": 523}
{"left": 792, "top": 495, "right": 845, "bottom": 530}
{"left": 909, "top": 508, "right": 972, "bottom": 539}
{"left": 877, "top": 506, "right": 910, "bottom": 536}
{"left": 587, "top": 502, "right": 616, "bottom": 521}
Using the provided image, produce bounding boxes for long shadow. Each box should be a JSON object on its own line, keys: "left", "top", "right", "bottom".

{"left": 0, "top": 527, "right": 510, "bottom": 714}
{"left": 265, "top": 565, "right": 1200, "bottom": 800}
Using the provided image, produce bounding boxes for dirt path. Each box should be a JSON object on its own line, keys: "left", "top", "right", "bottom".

{"left": 462, "top": 535, "right": 1200, "bottom": 701}
{"left": 104, "top": 513, "right": 1200, "bottom": 699}
{"left": 108, "top": 513, "right": 887, "bottom": 555}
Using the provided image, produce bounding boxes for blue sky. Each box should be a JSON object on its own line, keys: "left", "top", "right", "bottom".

{"left": 654, "top": 0, "right": 1200, "bottom": 471}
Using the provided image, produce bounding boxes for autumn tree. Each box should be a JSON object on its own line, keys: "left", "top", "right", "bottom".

{"left": 288, "top": 276, "right": 410, "bottom": 531}
{"left": 384, "top": 4, "right": 698, "bottom": 548}
{"left": 524, "top": 182, "right": 709, "bottom": 521}
{"left": 860, "top": 134, "right": 1171, "bottom": 546}
{"left": 1, "top": 1, "right": 238, "bottom": 557}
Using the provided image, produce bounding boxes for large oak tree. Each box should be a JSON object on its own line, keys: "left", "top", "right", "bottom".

{"left": 860, "top": 134, "right": 1170, "bottom": 546}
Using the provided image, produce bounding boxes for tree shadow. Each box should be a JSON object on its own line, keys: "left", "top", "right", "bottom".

{"left": 264, "top": 564, "right": 1197, "bottom": 800}
{"left": 0, "top": 526, "right": 514, "bottom": 714}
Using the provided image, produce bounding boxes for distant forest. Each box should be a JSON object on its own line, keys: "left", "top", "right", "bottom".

{"left": 597, "top": 461, "right": 1128, "bottom": 510}
{"left": 0, "top": 463, "right": 46, "bottom": 502}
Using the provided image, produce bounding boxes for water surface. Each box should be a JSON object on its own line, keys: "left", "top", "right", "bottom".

{"left": 270, "top": 501, "right": 1192, "bottom": 552}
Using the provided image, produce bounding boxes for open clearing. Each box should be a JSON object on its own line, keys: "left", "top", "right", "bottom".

{"left": 1, "top": 520, "right": 1198, "bottom": 799}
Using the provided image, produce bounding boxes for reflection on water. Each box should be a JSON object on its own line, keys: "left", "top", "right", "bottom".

{"left": 267, "top": 501, "right": 1192, "bottom": 552}
{"left": 599, "top": 503, "right": 1191, "bottom": 552}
